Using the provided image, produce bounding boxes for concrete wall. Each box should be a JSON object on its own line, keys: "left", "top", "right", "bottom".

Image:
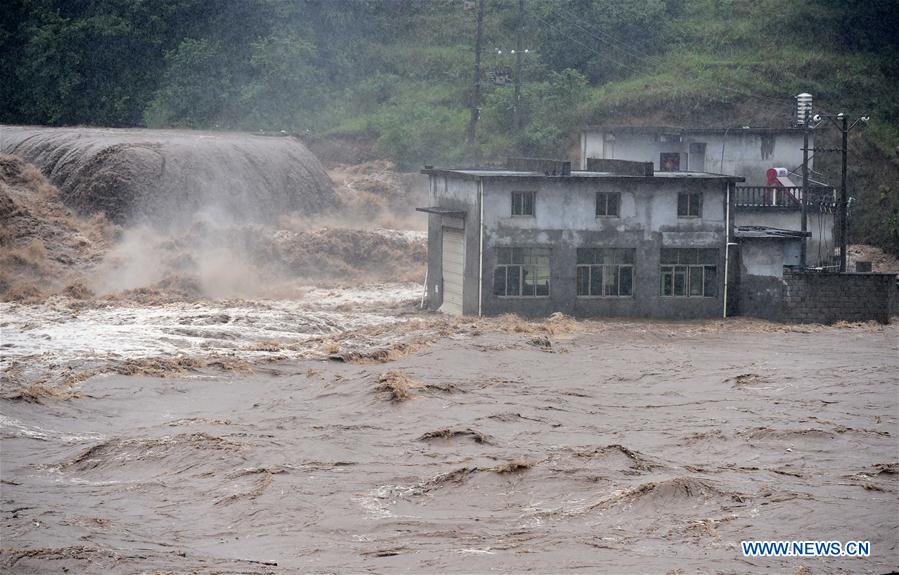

{"left": 582, "top": 129, "right": 810, "bottom": 185}
{"left": 735, "top": 209, "right": 834, "bottom": 267}
{"left": 476, "top": 177, "right": 730, "bottom": 319}
{"left": 424, "top": 176, "right": 483, "bottom": 315}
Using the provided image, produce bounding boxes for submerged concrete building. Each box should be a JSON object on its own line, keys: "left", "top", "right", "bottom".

{"left": 418, "top": 158, "right": 743, "bottom": 319}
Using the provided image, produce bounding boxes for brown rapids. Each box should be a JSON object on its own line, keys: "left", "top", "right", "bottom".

{"left": 2, "top": 305, "right": 896, "bottom": 574}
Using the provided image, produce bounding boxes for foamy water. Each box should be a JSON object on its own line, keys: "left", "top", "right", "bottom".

{"left": 0, "top": 283, "right": 420, "bottom": 364}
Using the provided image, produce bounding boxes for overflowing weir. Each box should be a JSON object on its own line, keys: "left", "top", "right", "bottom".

{"left": 0, "top": 126, "right": 336, "bottom": 226}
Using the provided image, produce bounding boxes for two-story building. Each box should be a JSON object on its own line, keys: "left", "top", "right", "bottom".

{"left": 418, "top": 158, "right": 744, "bottom": 319}
{"left": 578, "top": 125, "right": 835, "bottom": 267}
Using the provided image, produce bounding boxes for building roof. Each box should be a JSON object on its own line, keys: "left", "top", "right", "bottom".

{"left": 415, "top": 206, "right": 467, "bottom": 218}
{"left": 581, "top": 125, "right": 806, "bottom": 136}
{"left": 421, "top": 168, "right": 744, "bottom": 183}
{"left": 735, "top": 226, "right": 811, "bottom": 239}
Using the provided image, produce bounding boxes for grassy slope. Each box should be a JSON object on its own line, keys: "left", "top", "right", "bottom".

{"left": 319, "top": 0, "right": 897, "bottom": 252}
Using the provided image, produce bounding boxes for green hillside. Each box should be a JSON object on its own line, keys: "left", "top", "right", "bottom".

{"left": 2, "top": 0, "right": 897, "bottom": 251}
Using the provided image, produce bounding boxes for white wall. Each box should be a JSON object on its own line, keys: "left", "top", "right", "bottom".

{"left": 582, "top": 129, "right": 811, "bottom": 185}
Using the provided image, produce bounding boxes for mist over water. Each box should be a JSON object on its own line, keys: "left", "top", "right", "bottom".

{"left": 0, "top": 127, "right": 427, "bottom": 301}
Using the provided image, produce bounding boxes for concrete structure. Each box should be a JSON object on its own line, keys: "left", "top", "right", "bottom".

{"left": 418, "top": 160, "right": 743, "bottom": 319}
{"left": 579, "top": 125, "right": 835, "bottom": 267}
{"left": 579, "top": 126, "right": 811, "bottom": 184}
{"left": 734, "top": 226, "right": 806, "bottom": 320}
{"left": 734, "top": 197, "right": 834, "bottom": 267}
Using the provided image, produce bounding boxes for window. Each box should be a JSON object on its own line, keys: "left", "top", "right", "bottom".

{"left": 660, "top": 248, "right": 717, "bottom": 297}
{"left": 595, "top": 192, "right": 620, "bottom": 217}
{"left": 677, "top": 192, "right": 702, "bottom": 217}
{"left": 493, "top": 247, "right": 550, "bottom": 297}
{"left": 576, "top": 248, "right": 635, "bottom": 297}
{"left": 511, "top": 191, "right": 535, "bottom": 216}
{"left": 660, "top": 152, "right": 681, "bottom": 171}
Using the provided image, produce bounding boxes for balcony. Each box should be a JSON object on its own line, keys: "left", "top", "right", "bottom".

{"left": 735, "top": 186, "right": 835, "bottom": 210}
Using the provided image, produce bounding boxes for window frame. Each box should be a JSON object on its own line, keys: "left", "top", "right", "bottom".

{"left": 493, "top": 247, "right": 551, "bottom": 298}
{"left": 575, "top": 248, "right": 635, "bottom": 298}
{"left": 660, "top": 152, "right": 682, "bottom": 172}
{"left": 659, "top": 248, "right": 718, "bottom": 298}
{"left": 595, "top": 191, "right": 621, "bottom": 218}
{"left": 677, "top": 191, "right": 703, "bottom": 218}
{"left": 511, "top": 190, "right": 536, "bottom": 217}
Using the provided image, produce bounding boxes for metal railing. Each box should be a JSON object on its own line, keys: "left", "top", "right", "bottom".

{"left": 735, "top": 186, "right": 835, "bottom": 209}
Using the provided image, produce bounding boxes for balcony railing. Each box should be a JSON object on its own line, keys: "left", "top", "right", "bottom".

{"left": 735, "top": 186, "right": 835, "bottom": 209}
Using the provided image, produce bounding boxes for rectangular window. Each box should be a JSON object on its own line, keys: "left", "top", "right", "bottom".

{"left": 511, "top": 191, "right": 535, "bottom": 216}
{"left": 659, "top": 248, "right": 717, "bottom": 297}
{"left": 677, "top": 192, "right": 702, "bottom": 217}
{"left": 494, "top": 247, "right": 550, "bottom": 297}
{"left": 660, "top": 152, "right": 681, "bottom": 171}
{"left": 595, "top": 192, "right": 621, "bottom": 217}
{"left": 576, "top": 248, "right": 635, "bottom": 297}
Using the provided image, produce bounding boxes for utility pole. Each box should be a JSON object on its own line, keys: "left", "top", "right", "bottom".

{"left": 512, "top": 0, "right": 524, "bottom": 134}
{"left": 800, "top": 109, "right": 809, "bottom": 268}
{"left": 839, "top": 114, "right": 849, "bottom": 272}
{"left": 810, "top": 111, "right": 869, "bottom": 272}
{"left": 466, "top": 0, "right": 485, "bottom": 146}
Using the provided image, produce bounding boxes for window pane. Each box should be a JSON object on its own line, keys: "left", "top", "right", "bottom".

{"left": 576, "top": 266, "right": 590, "bottom": 296}
{"left": 619, "top": 266, "right": 633, "bottom": 296}
{"left": 590, "top": 265, "right": 603, "bottom": 296}
{"left": 703, "top": 266, "right": 717, "bottom": 297}
{"left": 595, "top": 192, "right": 605, "bottom": 216}
{"left": 620, "top": 248, "right": 635, "bottom": 264}
{"left": 607, "top": 192, "right": 620, "bottom": 216}
{"left": 698, "top": 248, "right": 717, "bottom": 265}
{"left": 689, "top": 266, "right": 704, "bottom": 296}
{"left": 661, "top": 267, "right": 673, "bottom": 296}
{"left": 493, "top": 266, "right": 507, "bottom": 296}
{"left": 497, "top": 248, "right": 510, "bottom": 264}
{"left": 689, "top": 192, "right": 702, "bottom": 216}
{"left": 661, "top": 248, "right": 677, "bottom": 264}
{"left": 683, "top": 249, "right": 698, "bottom": 265}
{"left": 511, "top": 248, "right": 524, "bottom": 264}
{"left": 524, "top": 192, "right": 534, "bottom": 215}
{"left": 534, "top": 272, "right": 549, "bottom": 296}
{"left": 576, "top": 248, "right": 591, "bottom": 265}
{"left": 535, "top": 250, "right": 550, "bottom": 295}
{"left": 674, "top": 266, "right": 687, "bottom": 296}
{"left": 604, "top": 264, "right": 619, "bottom": 295}
{"left": 508, "top": 265, "right": 521, "bottom": 295}
{"left": 512, "top": 192, "right": 521, "bottom": 215}
{"left": 677, "top": 193, "right": 688, "bottom": 216}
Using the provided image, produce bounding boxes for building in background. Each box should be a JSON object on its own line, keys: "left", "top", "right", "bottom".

{"left": 579, "top": 125, "right": 835, "bottom": 267}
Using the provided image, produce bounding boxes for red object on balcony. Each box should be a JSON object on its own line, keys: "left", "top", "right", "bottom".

{"left": 765, "top": 167, "right": 799, "bottom": 205}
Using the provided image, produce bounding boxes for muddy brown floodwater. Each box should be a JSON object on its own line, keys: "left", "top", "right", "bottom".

{"left": 1, "top": 293, "right": 897, "bottom": 574}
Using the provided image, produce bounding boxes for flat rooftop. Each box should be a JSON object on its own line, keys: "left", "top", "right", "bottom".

{"left": 581, "top": 125, "right": 805, "bottom": 136}
{"left": 422, "top": 168, "right": 744, "bottom": 183}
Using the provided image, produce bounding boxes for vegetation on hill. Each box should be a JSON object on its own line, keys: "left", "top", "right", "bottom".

{"left": 2, "top": 0, "right": 897, "bottom": 252}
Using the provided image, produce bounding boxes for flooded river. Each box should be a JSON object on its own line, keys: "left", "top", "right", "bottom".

{"left": 1, "top": 289, "right": 897, "bottom": 573}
